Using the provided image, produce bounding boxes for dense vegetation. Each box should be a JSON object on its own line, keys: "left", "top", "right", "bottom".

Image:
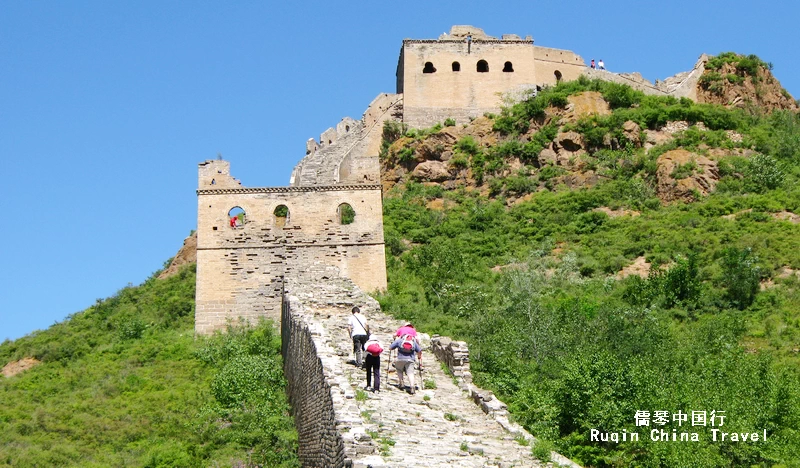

{"left": 378, "top": 75, "right": 800, "bottom": 467}
{"left": 0, "top": 265, "right": 298, "bottom": 467}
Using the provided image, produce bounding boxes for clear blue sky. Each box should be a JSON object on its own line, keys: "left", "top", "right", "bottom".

{"left": 2, "top": 1, "right": 797, "bottom": 341}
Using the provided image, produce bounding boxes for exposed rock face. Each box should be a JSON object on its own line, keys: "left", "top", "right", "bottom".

{"left": 561, "top": 170, "right": 602, "bottom": 189}
{"left": 562, "top": 91, "right": 611, "bottom": 123}
{"left": 158, "top": 232, "right": 197, "bottom": 279}
{"left": 545, "top": 131, "right": 586, "bottom": 167}
{"left": 656, "top": 149, "right": 719, "bottom": 202}
{"left": 622, "top": 120, "right": 642, "bottom": 147}
{"left": 415, "top": 129, "right": 458, "bottom": 161}
{"left": 696, "top": 62, "right": 798, "bottom": 112}
{"left": 554, "top": 131, "right": 584, "bottom": 153}
{"left": 412, "top": 160, "right": 451, "bottom": 181}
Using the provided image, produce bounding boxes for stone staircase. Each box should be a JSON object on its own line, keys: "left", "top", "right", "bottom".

{"left": 283, "top": 269, "right": 580, "bottom": 468}
{"left": 291, "top": 94, "right": 402, "bottom": 187}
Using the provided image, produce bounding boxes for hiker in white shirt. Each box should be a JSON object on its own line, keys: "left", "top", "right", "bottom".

{"left": 347, "top": 306, "right": 369, "bottom": 367}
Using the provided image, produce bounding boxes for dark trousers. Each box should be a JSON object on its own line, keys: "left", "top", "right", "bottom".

{"left": 352, "top": 334, "right": 367, "bottom": 365}
{"left": 365, "top": 354, "right": 381, "bottom": 390}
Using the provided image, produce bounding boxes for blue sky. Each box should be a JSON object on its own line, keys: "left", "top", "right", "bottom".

{"left": 2, "top": 1, "right": 797, "bottom": 341}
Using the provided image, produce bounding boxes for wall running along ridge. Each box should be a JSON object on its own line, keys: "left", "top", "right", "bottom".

{"left": 195, "top": 24, "right": 714, "bottom": 465}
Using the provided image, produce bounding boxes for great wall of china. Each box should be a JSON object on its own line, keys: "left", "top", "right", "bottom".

{"left": 194, "top": 25, "right": 714, "bottom": 467}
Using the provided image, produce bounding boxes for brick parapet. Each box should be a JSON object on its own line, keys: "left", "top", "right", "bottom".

{"left": 429, "top": 335, "right": 581, "bottom": 468}
{"left": 281, "top": 271, "right": 382, "bottom": 467}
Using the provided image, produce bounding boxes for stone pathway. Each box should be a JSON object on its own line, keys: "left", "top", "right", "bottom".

{"left": 319, "top": 308, "right": 553, "bottom": 468}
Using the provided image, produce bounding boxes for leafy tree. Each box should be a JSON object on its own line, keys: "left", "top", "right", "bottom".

{"left": 721, "top": 247, "right": 761, "bottom": 309}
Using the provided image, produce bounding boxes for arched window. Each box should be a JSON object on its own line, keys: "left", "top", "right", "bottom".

{"left": 554, "top": 70, "right": 563, "bottom": 82}
{"left": 228, "top": 207, "right": 245, "bottom": 228}
{"left": 423, "top": 62, "right": 436, "bottom": 73}
{"left": 211, "top": 179, "right": 216, "bottom": 185}
{"left": 452, "top": 61, "right": 461, "bottom": 72}
{"left": 503, "top": 61, "right": 514, "bottom": 72}
{"left": 477, "top": 60, "right": 489, "bottom": 72}
{"left": 338, "top": 203, "right": 355, "bottom": 225}
{"left": 274, "top": 205, "right": 289, "bottom": 227}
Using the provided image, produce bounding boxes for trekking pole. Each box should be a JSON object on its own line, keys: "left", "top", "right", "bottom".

{"left": 418, "top": 357, "right": 423, "bottom": 390}
{"left": 385, "top": 348, "right": 393, "bottom": 384}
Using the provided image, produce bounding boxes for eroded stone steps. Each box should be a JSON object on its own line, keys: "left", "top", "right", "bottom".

{"left": 318, "top": 309, "right": 547, "bottom": 468}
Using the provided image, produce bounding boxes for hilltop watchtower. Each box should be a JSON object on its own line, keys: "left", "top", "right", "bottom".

{"left": 397, "top": 25, "right": 586, "bottom": 128}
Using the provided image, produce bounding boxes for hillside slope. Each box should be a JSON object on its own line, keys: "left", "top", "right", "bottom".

{"left": 377, "top": 54, "right": 800, "bottom": 467}
{"left": 0, "top": 265, "right": 299, "bottom": 467}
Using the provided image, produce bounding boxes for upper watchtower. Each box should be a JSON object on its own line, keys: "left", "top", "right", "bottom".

{"left": 397, "top": 25, "right": 585, "bottom": 128}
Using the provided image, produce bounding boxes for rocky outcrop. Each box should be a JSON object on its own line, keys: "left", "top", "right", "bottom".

{"left": 561, "top": 91, "right": 611, "bottom": 123}
{"left": 158, "top": 232, "right": 197, "bottom": 279}
{"left": 412, "top": 160, "right": 451, "bottom": 182}
{"left": 696, "top": 61, "right": 798, "bottom": 112}
{"left": 656, "top": 149, "right": 720, "bottom": 202}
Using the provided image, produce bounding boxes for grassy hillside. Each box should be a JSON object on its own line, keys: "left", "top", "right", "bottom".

{"left": 0, "top": 265, "right": 298, "bottom": 467}
{"left": 378, "top": 65, "right": 800, "bottom": 467}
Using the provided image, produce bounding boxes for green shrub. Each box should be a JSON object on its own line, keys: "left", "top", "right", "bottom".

{"left": 721, "top": 247, "right": 761, "bottom": 310}
{"left": 531, "top": 439, "right": 553, "bottom": 463}
{"left": 211, "top": 354, "right": 282, "bottom": 407}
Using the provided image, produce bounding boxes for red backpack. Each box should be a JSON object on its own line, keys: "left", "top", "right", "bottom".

{"left": 399, "top": 334, "right": 416, "bottom": 353}
{"left": 366, "top": 341, "right": 383, "bottom": 356}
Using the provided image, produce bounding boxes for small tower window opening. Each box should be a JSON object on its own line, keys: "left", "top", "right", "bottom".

{"left": 228, "top": 207, "right": 245, "bottom": 228}
{"left": 452, "top": 61, "right": 461, "bottom": 72}
{"left": 503, "top": 61, "right": 514, "bottom": 72}
{"left": 338, "top": 203, "right": 355, "bottom": 225}
{"left": 477, "top": 60, "right": 489, "bottom": 72}
{"left": 274, "top": 205, "right": 289, "bottom": 227}
{"left": 423, "top": 62, "right": 436, "bottom": 74}
{"left": 554, "top": 70, "right": 563, "bottom": 82}
{"left": 211, "top": 178, "right": 216, "bottom": 185}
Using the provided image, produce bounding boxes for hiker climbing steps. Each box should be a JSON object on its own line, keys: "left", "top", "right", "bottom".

{"left": 324, "top": 305, "right": 577, "bottom": 467}
{"left": 281, "top": 272, "right": 578, "bottom": 467}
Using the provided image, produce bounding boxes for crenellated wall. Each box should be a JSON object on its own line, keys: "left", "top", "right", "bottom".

{"left": 291, "top": 93, "right": 403, "bottom": 187}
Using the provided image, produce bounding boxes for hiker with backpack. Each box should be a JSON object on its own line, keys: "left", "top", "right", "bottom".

{"left": 389, "top": 332, "right": 422, "bottom": 394}
{"left": 363, "top": 334, "right": 384, "bottom": 392}
{"left": 395, "top": 322, "right": 423, "bottom": 369}
{"left": 347, "top": 306, "right": 369, "bottom": 367}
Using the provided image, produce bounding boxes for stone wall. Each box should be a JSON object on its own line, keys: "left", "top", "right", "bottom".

{"left": 291, "top": 93, "right": 403, "bottom": 187}
{"left": 195, "top": 160, "right": 387, "bottom": 335}
{"left": 430, "top": 336, "right": 582, "bottom": 468}
{"left": 281, "top": 271, "right": 382, "bottom": 468}
{"left": 281, "top": 293, "right": 354, "bottom": 467}
{"left": 397, "top": 25, "right": 587, "bottom": 128}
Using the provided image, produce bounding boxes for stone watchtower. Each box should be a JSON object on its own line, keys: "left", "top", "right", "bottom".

{"left": 195, "top": 160, "right": 387, "bottom": 335}
{"left": 397, "top": 25, "right": 586, "bottom": 128}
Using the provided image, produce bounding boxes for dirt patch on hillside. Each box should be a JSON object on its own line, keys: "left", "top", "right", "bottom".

{"left": 616, "top": 256, "right": 651, "bottom": 279}
{"left": 2, "top": 357, "right": 41, "bottom": 378}
{"left": 594, "top": 206, "right": 640, "bottom": 218}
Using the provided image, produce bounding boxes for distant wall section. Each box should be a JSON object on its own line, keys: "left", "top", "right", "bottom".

{"left": 397, "top": 26, "right": 586, "bottom": 128}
